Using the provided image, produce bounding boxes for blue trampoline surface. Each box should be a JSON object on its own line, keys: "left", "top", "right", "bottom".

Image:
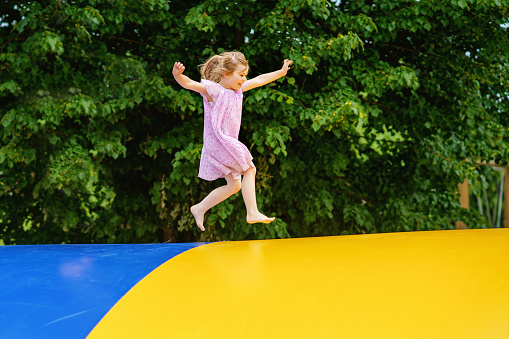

{"left": 0, "top": 243, "right": 205, "bottom": 339}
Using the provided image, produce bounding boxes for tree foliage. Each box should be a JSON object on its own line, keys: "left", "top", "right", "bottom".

{"left": 1, "top": 0, "right": 508, "bottom": 244}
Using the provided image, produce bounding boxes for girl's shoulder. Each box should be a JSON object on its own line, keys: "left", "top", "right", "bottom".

{"left": 200, "top": 78, "right": 219, "bottom": 86}
{"left": 201, "top": 79, "right": 224, "bottom": 100}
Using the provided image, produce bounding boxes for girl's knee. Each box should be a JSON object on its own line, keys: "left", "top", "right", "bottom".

{"left": 246, "top": 166, "right": 256, "bottom": 175}
{"left": 229, "top": 179, "right": 242, "bottom": 194}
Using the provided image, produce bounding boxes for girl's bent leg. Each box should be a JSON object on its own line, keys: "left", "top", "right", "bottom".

{"left": 241, "top": 166, "right": 275, "bottom": 224}
{"left": 191, "top": 174, "right": 241, "bottom": 231}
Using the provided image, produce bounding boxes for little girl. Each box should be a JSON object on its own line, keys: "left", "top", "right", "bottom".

{"left": 172, "top": 51, "right": 292, "bottom": 231}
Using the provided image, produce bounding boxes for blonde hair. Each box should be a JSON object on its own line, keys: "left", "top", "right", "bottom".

{"left": 199, "top": 51, "right": 249, "bottom": 83}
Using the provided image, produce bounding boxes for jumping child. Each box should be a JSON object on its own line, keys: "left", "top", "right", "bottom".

{"left": 172, "top": 51, "right": 292, "bottom": 231}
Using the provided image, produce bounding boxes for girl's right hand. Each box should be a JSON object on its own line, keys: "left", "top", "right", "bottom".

{"left": 172, "top": 62, "right": 185, "bottom": 77}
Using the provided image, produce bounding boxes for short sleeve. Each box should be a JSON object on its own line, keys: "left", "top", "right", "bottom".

{"left": 201, "top": 79, "right": 222, "bottom": 102}
{"left": 240, "top": 81, "right": 249, "bottom": 92}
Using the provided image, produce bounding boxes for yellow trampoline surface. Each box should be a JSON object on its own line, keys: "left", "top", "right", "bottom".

{"left": 88, "top": 229, "right": 509, "bottom": 338}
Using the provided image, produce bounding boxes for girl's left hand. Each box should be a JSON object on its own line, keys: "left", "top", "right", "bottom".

{"left": 281, "top": 59, "right": 293, "bottom": 74}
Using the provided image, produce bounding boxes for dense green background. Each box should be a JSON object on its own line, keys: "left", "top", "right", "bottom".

{"left": 1, "top": 0, "right": 508, "bottom": 244}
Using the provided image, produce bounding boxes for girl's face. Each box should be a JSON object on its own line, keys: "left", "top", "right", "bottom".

{"left": 221, "top": 64, "right": 248, "bottom": 91}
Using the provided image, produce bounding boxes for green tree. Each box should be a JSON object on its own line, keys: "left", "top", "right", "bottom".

{"left": 1, "top": 0, "right": 508, "bottom": 244}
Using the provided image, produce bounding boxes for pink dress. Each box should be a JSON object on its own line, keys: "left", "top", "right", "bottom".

{"left": 198, "top": 79, "right": 255, "bottom": 181}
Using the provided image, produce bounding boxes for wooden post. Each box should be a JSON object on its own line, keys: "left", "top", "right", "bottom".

{"left": 505, "top": 167, "right": 509, "bottom": 228}
{"left": 456, "top": 178, "right": 469, "bottom": 229}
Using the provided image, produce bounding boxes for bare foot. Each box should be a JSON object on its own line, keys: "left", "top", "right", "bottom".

{"left": 190, "top": 205, "right": 205, "bottom": 231}
{"left": 246, "top": 211, "right": 275, "bottom": 224}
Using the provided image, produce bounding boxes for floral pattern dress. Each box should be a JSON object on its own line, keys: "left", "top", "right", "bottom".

{"left": 198, "top": 79, "right": 255, "bottom": 181}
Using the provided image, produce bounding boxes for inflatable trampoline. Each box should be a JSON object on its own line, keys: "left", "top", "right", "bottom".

{"left": 1, "top": 229, "right": 509, "bottom": 338}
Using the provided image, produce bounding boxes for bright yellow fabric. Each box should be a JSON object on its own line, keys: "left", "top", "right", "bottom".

{"left": 88, "top": 229, "right": 509, "bottom": 338}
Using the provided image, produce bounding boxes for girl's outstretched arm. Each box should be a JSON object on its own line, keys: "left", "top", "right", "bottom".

{"left": 172, "top": 62, "right": 212, "bottom": 101}
{"left": 243, "top": 59, "right": 293, "bottom": 92}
